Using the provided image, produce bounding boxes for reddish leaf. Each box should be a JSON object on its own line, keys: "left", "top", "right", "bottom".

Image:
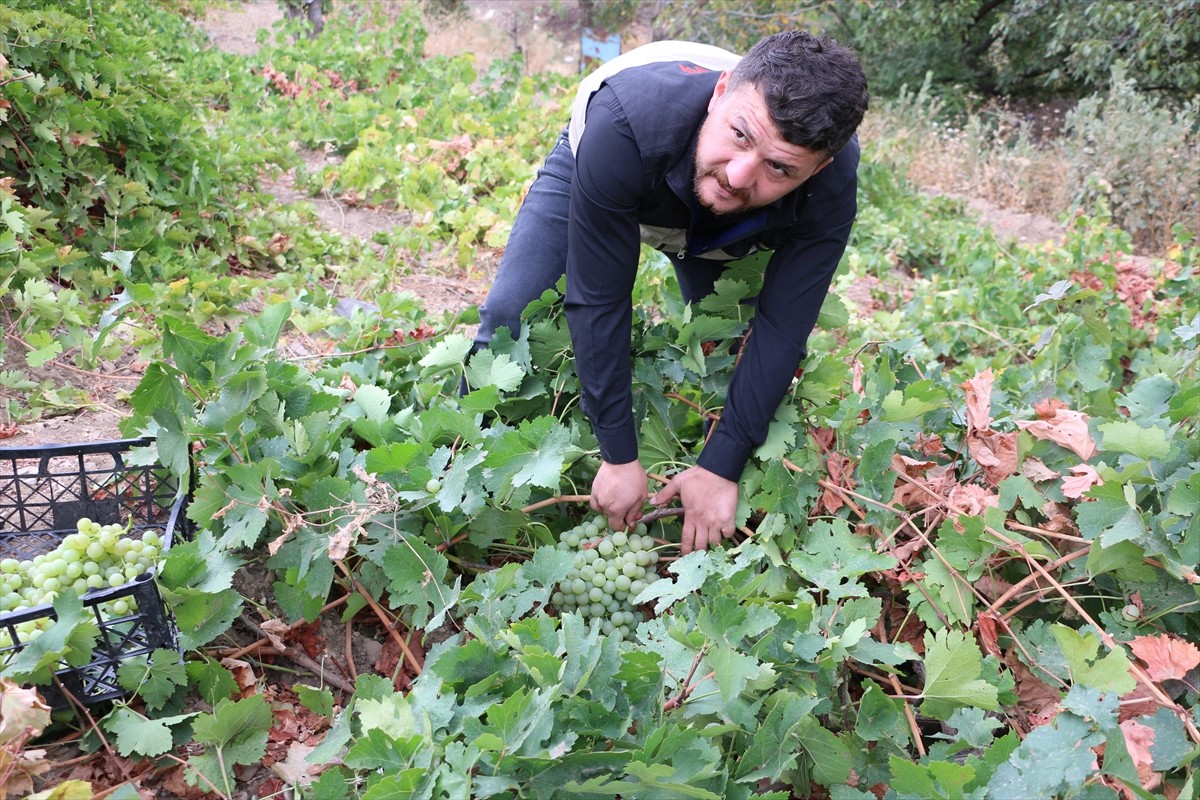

{"left": 1040, "top": 501, "right": 1081, "bottom": 535}
{"left": 968, "top": 430, "right": 1018, "bottom": 486}
{"left": 913, "top": 432, "right": 945, "bottom": 457}
{"left": 947, "top": 483, "right": 999, "bottom": 517}
{"left": 1118, "top": 684, "right": 1158, "bottom": 723}
{"left": 1006, "top": 654, "right": 1061, "bottom": 729}
{"left": 1021, "top": 457, "right": 1059, "bottom": 483}
{"left": 961, "top": 369, "right": 996, "bottom": 432}
{"left": 1128, "top": 634, "right": 1200, "bottom": 682}
{"left": 220, "top": 657, "right": 260, "bottom": 695}
{"left": 1118, "top": 718, "right": 1160, "bottom": 791}
{"left": 976, "top": 611, "right": 1002, "bottom": 658}
{"left": 1016, "top": 405, "right": 1097, "bottom": 460}
{"left": 1062, "top": 464, "right": 1103, "bottom": 499}
{"left": 815, "top": 451, "right": 856, "bottom": 515}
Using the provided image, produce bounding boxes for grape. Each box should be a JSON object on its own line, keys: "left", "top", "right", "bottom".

{"left": 0, "top": 518, "right": 167, "bottom": 645}
{"left": 425, "top": 478, "right": 442, "bottom": 494}
{"left": 548, "top": 518, "right": 665, "bottom": 641}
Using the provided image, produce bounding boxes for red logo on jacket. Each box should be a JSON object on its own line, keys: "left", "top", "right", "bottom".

{"left": 679, "top": 64, "right": 711, "bottom": 74}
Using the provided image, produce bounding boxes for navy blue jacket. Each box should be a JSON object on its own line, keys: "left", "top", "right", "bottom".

{"left": 565, "top": 60, "right": 859, "bottom": 481}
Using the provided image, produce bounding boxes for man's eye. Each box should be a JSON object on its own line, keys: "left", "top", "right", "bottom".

{"left": 732, "top": 128, "right": 746, "bottom": 142}
{"left": 769, "top": 162, "right": 789, "bottom": 177}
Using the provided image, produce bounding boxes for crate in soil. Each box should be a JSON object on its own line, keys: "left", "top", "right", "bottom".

{"left": 0, "top": 438, "right": 191, "bottom": 709}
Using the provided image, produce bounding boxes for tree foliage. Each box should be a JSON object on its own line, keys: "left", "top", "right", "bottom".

{"left": 648, "top": 0, "right": 1200, "bottom": 101}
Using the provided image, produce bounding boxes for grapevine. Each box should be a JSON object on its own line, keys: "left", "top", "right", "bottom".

{"left": 550, "top": 516, "right": 665, "bottom": 640}
{"left": 0, "top": 518, "right": 163, "bottom": 648}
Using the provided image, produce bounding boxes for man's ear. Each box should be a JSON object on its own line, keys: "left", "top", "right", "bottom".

{"left": 811, "top": 156, "right": 835, "bottom": 177}
{"left": 708, "top": 70, "right": 731, "bottom": 112}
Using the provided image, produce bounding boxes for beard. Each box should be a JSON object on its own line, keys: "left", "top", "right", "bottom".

{"left": 693, "top": 166, "right": 753, "bottom": 216}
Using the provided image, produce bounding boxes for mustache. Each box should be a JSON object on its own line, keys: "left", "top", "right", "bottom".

{"left": 698, "top": 168, "right": 749, "bottom": 202}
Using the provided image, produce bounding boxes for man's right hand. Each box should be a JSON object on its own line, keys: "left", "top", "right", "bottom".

{"left": 591, "top": 460, "right": 650, "bottom": 532}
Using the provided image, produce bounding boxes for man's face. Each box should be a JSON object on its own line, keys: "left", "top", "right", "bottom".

{"left": 693, "top": 73, "right": 832, "bottom": 215}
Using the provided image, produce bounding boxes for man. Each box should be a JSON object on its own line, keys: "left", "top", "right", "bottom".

{"left": 473, "top": 32, "right": 868, "bottom": 553}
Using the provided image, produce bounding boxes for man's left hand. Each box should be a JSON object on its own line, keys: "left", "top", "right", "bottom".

{"left": 651, "top": 466, "right": 738, "bottom": 554}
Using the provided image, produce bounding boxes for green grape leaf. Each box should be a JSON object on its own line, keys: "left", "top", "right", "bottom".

{"left": 105, "top": 707, "right": 195, "bottom": 757}
{"left": 796, "top": 716, "right": 851, "bottom": 786}
{"left": 789, "top": 519, "right": 896, "bottom": 601}
{"left": 1051, "top": 625, "right": 1136, "bottom": 694}
{"left": 191, "top": 694, "right": 274, "bottom": 766}
{"left": 889, "top": 755, "right": 980, "bottom": 800}
{"left": 986, "top": 714, "right": 1103, "bottom": 798}
{"left": 2, "top": 591, "right": 100, "bottom": 684}
{"left": 1077, "top": 481, "right": 1148, "bottom": 548}
{"left": 1098, "top": 419, "right": 1171, "bottom": 460}
{"left": 466, "top": 349, "right": 525, "bottom": 393}
{"left": 116, "top": 649, "right": 187, "bottom": 711}
{"left": 920, "top": 629, "right": 1000, "bottom": 720}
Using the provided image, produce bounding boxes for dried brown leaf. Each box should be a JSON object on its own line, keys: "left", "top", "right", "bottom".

{"left": 947, "top": 483, "right": 999, "bottom": 517}
{"left": 1006, "top": 654, "right": 1061, "bottom": 726}
{"left": 1118, "top": 718, "right": 1160, "bottom": 791}
{"left": 0, "top": 680, "right": 50, "bottom": 746}
{"left": 913, "top": 432, "right": 945, "bottom": 457}
{"left": 961, "top": 369, "right": 996, "bottom": 432}
{"left": 270, "top": 741, "right": 320, "bottom": 788}
{"left": 1021, "top": 457, "right": 1059, "bottom": 483}
{"left": 968, "top": 430, "right": 1019, "bottom": 485}
{"left": 1015, "top": 406, "right": 1097, "bottom": 460}
{"left": 1128, "top": 634, "right": 1200, "bottom": 682}
{"left": 1062, "top": 464, "right": 1103, "bottom": 499}
{"left": 220, "top": 657, "right": 260, "bottom": 694}
{"left": 976, "top": 612, "right": 1002, "bottom": 658}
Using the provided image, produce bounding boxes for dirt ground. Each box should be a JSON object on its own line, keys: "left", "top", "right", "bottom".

{"left": 4, "top": 0, "right": 1063, "bottom": 450}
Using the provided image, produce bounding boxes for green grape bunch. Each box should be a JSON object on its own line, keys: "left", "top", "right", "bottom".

{"left": 550, "top": 516, "right": 664, "bottom": 640}
{"left": 0, "top": 517, "right": 165, "bottom": 648}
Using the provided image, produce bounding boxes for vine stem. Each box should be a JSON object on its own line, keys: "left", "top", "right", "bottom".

{"left": 240, "top": 613, "right": 356, "bottom": 695}
{"left": 889, "top": 673, "right": 927, "bottom": 757}
{"left": 521, "top": 494, "right": 590, "bottom": 513}
{"left": 52, "top": 677, "right": 131, "bottom": 784}
{"left": 335, "top": 559, "right": 424, "bottom": 676}
{"left": 891, "top": 468, "right": 1200, "bottom": 746}
{"left": 985, "top": 547, "right": 1091, "bottom": 615}
{"left": 518, "top": 496, "right": 684, "bottom": 530}
{"left": 160, "top": 751, "right": 229, "bottom": 798}
{"left": 219, "top": 594, "right": 348, "bottom": 661}
{"left": 664, "top": 644, "right": 711, "bottom": 713}
{"left": 663, "top": 392, "right": 720, "bottom": 421}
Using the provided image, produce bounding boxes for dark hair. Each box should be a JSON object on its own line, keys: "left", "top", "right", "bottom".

{"left": 727, "top": 30, "right": 869, "bottom": 156}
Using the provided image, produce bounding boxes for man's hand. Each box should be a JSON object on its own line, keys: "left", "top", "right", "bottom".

{"left": 591, "top": 460, "right": 650, "bottom": 532}
{"left": 651, "top": 466, "right": 737, "bottom": 554}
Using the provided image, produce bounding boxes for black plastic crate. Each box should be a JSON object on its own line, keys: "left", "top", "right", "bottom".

{"left": 0, "top": 438, "right": 191, "bottom": 709}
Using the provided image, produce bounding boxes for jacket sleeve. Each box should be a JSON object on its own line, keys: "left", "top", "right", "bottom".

{"left": 697, "top": 153, "right": 859, "bottom": 481}
{"left": 563, "top": 91, "right": 646, "bottom": 465}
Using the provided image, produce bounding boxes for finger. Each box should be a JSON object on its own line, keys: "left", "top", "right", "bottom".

{"left": 651, "top": 480, "right": 679, "bottom": 507}
{"left": 680, "top": 520, "right": 695, "bottom": 554}
{"left": 709, "top": 526, "right": 724, "bottom": 549}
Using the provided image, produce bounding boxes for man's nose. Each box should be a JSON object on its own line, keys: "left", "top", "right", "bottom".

{"left": 725, "top": 154, "right": 756, "bottom": 189}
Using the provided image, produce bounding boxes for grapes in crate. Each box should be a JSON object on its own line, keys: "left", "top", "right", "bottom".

{"left": 550, "top": 516, "right": 664, "bottom": 640}
{"left": 0, "top": 518, "right": 164, "bottom": 647}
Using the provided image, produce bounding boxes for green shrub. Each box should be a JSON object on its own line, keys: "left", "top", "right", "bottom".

{"left": 1061, "top": 68, "right": 1199, "bottom": 251}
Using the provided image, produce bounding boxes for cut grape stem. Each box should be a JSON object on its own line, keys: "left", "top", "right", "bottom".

{"left": 521, "top": 494, "right": 591, "bottom": 513}
{"left": 639, "top": 506, "right": 683, "bottom": 526}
